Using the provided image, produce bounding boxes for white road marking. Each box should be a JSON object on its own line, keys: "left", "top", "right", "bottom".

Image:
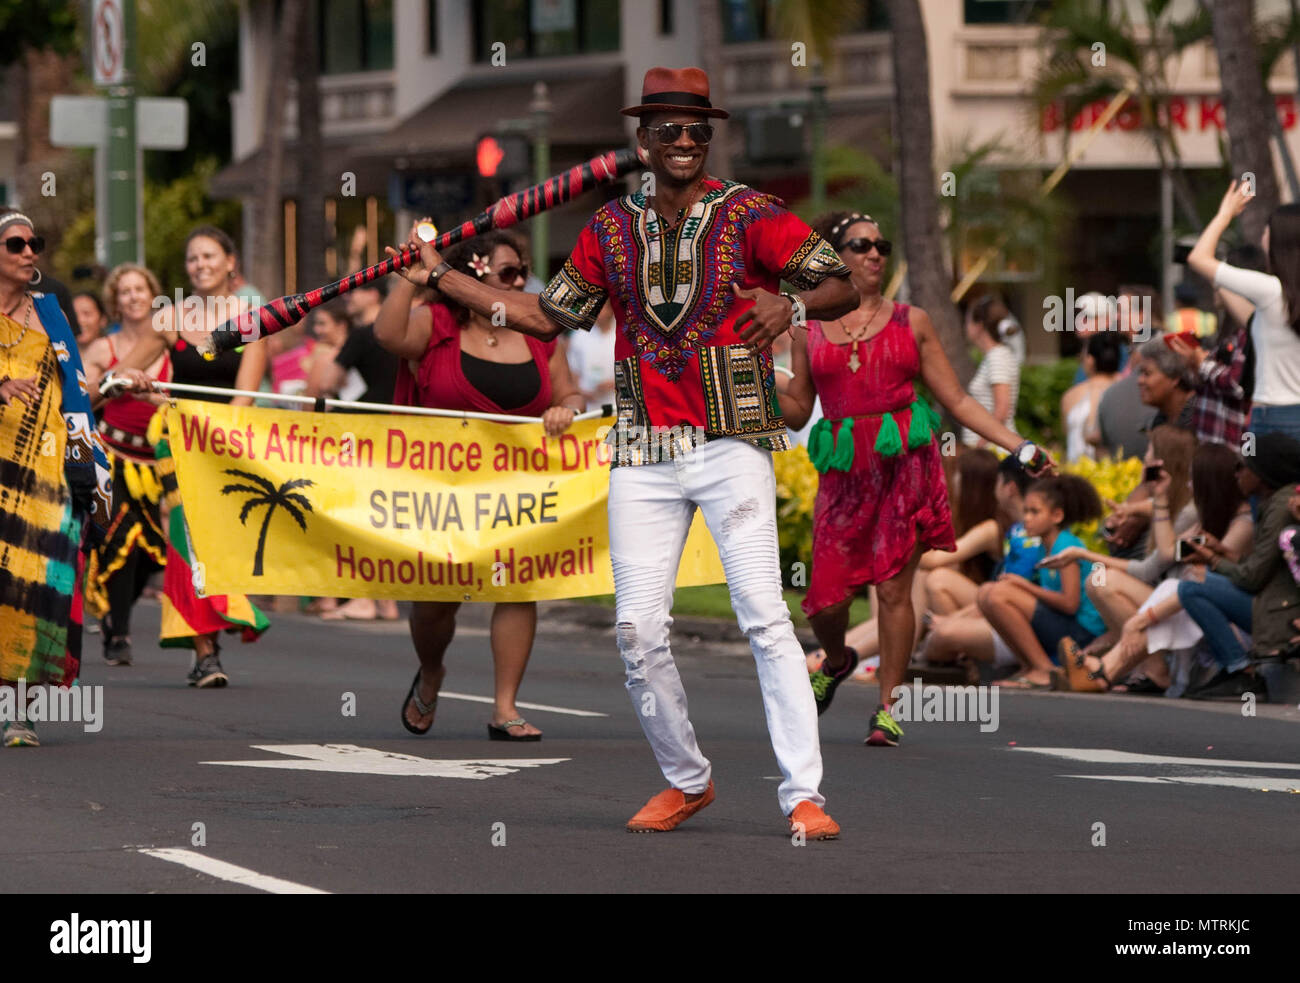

{"left": 1063, "top": 774, "right": 1300, "bottom": 793}
{"left": 1010, "top": 747, "right": 1300, "bottom": 770}
{"left": 138, "top": 848, "right": 330, "bottom": 894}
{"left": 438, "top": 691, "right": 607, "bottom": 717}
{"left": 201, "top": 744, "right": 568, "bottom": 779}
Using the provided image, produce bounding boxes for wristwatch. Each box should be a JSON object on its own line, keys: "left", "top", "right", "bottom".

{"left": 425, "top": 262, "right": 453, "bottom": 290}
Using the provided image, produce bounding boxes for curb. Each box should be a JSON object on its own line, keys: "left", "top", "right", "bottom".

{"left": 537, "top": 600, "right": 821, "bottom": 649}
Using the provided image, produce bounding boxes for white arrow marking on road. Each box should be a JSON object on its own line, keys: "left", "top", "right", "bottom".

{"left": 139, "top": 848, "right": 330, "bottom": 894}
{"left": 201, "top": 744, "right": 568, "bottom": 779}
{"left": 1010, "top": 748, "right": 1300, "bottom": 770}
{"left": 437, "top": 691, "right": 607, "bottom": 717}
{"left": 1061, "top": 775, "right": 1300, "bottom": 793}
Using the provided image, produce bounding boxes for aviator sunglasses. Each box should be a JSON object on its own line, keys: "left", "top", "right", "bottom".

{"left": 843, "top": 237, "right": 892, "bottom": 257}
{"left": 4, "top": 235, "right": 45, "bottom": 255}
{"left": 644, "top": 122, "right": 715, "bottom": 145}
{"left": 491, "top": 263, "right": 529, "bottom": 283}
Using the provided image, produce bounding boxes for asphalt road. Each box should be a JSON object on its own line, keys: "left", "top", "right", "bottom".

{"left": 2, "top": 599, "right": 1298, "bottom": 894}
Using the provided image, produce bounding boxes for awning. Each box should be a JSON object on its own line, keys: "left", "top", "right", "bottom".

{"left": 211, "top": 65, "right": 627, "bottom": 198}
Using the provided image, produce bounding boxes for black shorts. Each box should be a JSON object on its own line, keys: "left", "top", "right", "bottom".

{"left": 1031, "top": 602, "right": 1098, "bottom": 662}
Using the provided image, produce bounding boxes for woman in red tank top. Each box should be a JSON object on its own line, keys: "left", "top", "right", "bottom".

{"left": 375, "top": 225, "right": 584, "bottom": 741}
{"left": 81, "top": 264, "right": 172, "bottom": 666}
{"left": 779, "top": 212, "right": 1053, "bottom": 744}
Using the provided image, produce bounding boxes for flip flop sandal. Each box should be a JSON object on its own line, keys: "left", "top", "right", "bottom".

{"left": 488, "top": 718, "right": 542, "bottom": 742}
{"left": 401, "top": 669, "right": 438, "bottom": 735}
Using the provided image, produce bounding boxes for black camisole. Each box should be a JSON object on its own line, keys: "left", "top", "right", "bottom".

{"left": 171, "top": 339, "right": 243, "bottom": 404}
{"left": 459, "top": 351, "right": 541, "bottom": 411}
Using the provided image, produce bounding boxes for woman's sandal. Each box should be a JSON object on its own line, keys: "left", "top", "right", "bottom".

{"left": 401, "top": 669, "right": 438, "bottom": 735}
{"left": 487, "top": 719, "right": 542, "bottom": 742}
{"left": 1059, "top": 638, "right": 1109, "bottom": 693}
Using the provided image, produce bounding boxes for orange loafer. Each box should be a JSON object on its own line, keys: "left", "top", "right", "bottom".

{"left": 626, "top": 780, "right": 715, "bottom": 832}
{"left": 788, "top": 801, "right": 840, "bottom": 840}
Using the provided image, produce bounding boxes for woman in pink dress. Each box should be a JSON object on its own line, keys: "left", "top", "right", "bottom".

{"left": 779, "top": 212, "right": 1051, "bottom": 746}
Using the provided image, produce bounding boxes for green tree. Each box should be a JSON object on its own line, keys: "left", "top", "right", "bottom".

{"left": 0, "top": 0, "right": 76, "bottom": 63}
{"left": 1032, "top": 0, "right": 1212, "bottom": 230}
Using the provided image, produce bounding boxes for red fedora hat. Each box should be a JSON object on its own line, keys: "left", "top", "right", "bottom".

{"left": 621, "top": 66, "right": 729, "bottom": 119}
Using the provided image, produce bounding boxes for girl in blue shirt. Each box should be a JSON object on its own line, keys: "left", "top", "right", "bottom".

{"left": 976, "top": 476, "right": 1105, "bottom": 687}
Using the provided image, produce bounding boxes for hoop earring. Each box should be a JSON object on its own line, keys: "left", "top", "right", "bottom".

{"left": 28, "top": 267, "right": 42, "bottom": 286}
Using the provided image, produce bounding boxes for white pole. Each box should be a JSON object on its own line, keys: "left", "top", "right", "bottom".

{"left": 99, "top": 378, "right": 613, "bottom": 426}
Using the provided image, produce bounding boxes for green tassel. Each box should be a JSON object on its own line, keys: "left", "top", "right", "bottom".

{"left": 906, "top": 398, "right": 933, "bottom": 449}
{"left": 807, "top": 419, "right": 834, "bottom": 473}
{"left": 874, "top": 411, "right": 903, "bottom": 457}
{"left": 830, "top": 418, "right": 855, "bottom": 471}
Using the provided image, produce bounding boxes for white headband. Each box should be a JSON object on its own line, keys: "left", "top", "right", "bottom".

{"left": 0, "top": 212, "right": 35, "bottom": 237}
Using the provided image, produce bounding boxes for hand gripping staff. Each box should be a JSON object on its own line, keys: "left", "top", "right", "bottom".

{"left": 199, "top": 147, "right": 646, "bottom": 358}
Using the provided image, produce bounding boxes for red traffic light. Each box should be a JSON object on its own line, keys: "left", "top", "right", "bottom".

{"left": 477, "top": 136, "right": 506, "bottom": 177}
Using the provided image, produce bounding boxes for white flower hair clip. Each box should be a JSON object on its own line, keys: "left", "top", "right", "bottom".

{"left": 468, "top": 253, "right": 492, "bottom": 278}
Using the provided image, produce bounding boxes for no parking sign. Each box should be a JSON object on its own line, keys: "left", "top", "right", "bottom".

{"left": 92, "top": 0, "right": 124, "bottom": 86}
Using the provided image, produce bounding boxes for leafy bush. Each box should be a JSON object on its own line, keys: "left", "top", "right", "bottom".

{"left": 1061, "top": 454, "right": 1145, "bottom": 552}
{"left": 773, "top": 445, "right": 818, "bottom": 584}
{"left": 1014, "top": 358, "right": 1079, "bottom": 449}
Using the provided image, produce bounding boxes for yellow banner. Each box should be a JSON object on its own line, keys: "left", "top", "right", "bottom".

{"left": 165, "top": 400, "right": 724, "bottom": 601}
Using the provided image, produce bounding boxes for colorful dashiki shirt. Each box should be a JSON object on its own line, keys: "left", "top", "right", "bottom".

{"left": 540, "top": 177, "right": 849, "bottom": 465}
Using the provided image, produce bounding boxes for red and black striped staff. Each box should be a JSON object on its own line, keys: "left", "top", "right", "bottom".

{"left": 201, "top": 146, "right": 645, "bottom": 358}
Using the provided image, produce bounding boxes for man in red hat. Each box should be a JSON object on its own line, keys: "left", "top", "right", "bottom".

{"left": 404, "top": 67, "right": 857, "bottom": 839}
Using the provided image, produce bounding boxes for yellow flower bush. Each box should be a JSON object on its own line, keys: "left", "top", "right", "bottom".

{"left": 1062, "top": 454, "right": 1145, "bottom": 552}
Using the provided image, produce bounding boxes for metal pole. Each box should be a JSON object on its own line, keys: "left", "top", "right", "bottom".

{"left": 531, "top": 81, "right": 552, "bottom": 281}
{"left": 810, "top": 61, "right": 828, "bottom": 214}
{"left": 1162, "top": 167, "right": 1174, "bottom": 324}
{"left": 106, "top": 0, "right": 138, "bottom": 265}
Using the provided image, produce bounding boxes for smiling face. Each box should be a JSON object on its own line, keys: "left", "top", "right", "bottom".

{"left": 482, "top": 243, "right": 527, "bottom": 291}
{"left": 73, "top": 296, "right": 106, "bottom": 340}
{"left": 0, "top": 220, "right": 38, "bottom": 290}
{"left": 1136, "top": 359, "right": 1176, "bottom": 407}
{"left": 838, "top": 220, "right": 886, "bottom": 296}
{"left": 115, "top": 271, "right": 155, "bottom": 324}
{"left": 637, "top": 111, "right": 711, "bottom": 191}
{"left": 185, "top": 235, "right": 236, "bottom": 296}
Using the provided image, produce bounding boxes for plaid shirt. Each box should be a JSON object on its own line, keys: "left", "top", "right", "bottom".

{"left": 1191, "top": 327, "right": 1251, "bottom": 448}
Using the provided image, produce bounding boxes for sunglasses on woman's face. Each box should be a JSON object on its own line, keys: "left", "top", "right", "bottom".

{"left": 645, "top": 122, "right": 714, "bottom": 145}
{"left": 4, "top": 235, "right": 45, "bottom": 255}
{"left": 492, "top": 264, "right": 529, "bottom": 284}
{"left": 843, "top": 237, "right": 891, "bottom": 257}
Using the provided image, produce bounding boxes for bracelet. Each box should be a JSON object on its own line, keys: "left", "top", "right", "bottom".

{"left": 780, "top": 291, "right": 806, "bottom": 327}
{"left": 425, "top": 262, "right": 453, "bottom": 290}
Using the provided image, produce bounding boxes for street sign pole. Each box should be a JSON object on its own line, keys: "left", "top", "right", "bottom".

{"left": 531, "top": 82, "right": 552, "bottom": 281}
{"left": 103, "top": 0, "right": 138, "bottom": 265}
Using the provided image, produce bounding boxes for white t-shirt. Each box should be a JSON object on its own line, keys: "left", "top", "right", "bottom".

{"left": 565, "top": 324, "right": 617, "bottom": 405}
{"left": 962, "top": 343, "right": 1019, "bottom": 446}
{"left": 1213, "top": 262, "right": 1300, "bottom": 406}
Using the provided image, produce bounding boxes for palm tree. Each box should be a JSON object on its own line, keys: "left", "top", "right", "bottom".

{"left": 884, "top": 0, "right": 972, "bottom": 383}
{"left": 1032, "top": 0, "right": 1211, "bottom": 230}
{"left": 220, "top": 469, "right": 314, "bottom": 576}
{"left": 1209, "top": 0, "right": 1281, "bottom": 245}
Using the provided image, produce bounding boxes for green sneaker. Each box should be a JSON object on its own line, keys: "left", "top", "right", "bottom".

{"left": 864, "top": 705, "right": 903, "bottom": 747}
{"left": 809, "top": 648, "right": 859, "bottom": 716}
{"left": 3, "top": 720, "right": 39, "bottom": 747}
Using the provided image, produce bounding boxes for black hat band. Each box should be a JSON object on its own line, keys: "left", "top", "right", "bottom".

{"left": 640, "top": 90, "right": 713, "bottom": 110}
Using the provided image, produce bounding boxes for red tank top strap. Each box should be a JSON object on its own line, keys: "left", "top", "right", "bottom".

{"left": 105, "top": 333, "right": 118, "bottom": 366}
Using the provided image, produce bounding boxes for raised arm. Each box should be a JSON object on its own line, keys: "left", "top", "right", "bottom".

{"left": 1187, "top": 180, "right": 1252, "bottom": 283}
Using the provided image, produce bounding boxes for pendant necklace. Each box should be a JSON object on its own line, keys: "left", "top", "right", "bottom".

{"left": 841, "top": 297, "right": 884, "bottom": 373}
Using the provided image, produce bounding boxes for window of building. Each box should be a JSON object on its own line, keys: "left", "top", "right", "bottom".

{"left": 962, "top": 1, "right": 1053, "bottom": 25}
{"left": 473, "top": 0, "right": 620, "bottom": 61}
{"left": 320, "top": 0, "right": 394, "bottom": 74}
{"left": 427, "top": 0, "right": 438, "bottom": 53}
{"left": 721, "top": 0, "right": 883, "bottom": 43}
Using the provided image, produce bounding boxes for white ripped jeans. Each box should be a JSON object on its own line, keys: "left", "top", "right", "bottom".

{"left": 608, "top": 437, "right": 824, "bottom": 815}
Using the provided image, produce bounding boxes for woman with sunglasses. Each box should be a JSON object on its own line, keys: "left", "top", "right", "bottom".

{"left": 374, "top": 223, "right": 584, "bottom": 741}
{"left": 109, "top": 225, "right": 270, "bottom": 688}
{"left": 778, "top": 211, "right": 1052, "bottom": 746}
{"left": 0, "top": 213, "right": 112, "bottom": 746}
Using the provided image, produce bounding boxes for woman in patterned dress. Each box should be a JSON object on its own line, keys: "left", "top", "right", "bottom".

{"left": 779, "top": 212, "right": 1052, "bottom": 746}
{"left": 0, "top": 213, "right": 112, "bottom": 746}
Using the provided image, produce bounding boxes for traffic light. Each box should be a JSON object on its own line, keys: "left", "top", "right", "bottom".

{"left": 475, "top": 133, "right": 530, "bottom": 180}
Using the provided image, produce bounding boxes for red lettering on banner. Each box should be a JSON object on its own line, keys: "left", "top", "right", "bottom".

{"left": 1168, "top": 96, "right": 1187, "bottom": 130}
{"left": 1278, "top": 94, "right": 1296, "bottom": 130}
{"left": 210, "top": 427, "right": 226, "bottom": 455}
{"left": 179, "top": 413, "right": 210, "bottom": 451}
{"left": 1200, "top": 97, "right": 1225, "bottom": 130}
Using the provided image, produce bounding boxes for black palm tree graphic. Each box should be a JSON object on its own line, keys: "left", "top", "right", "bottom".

{"left": 219, "top": 469, "right": 315, "bottom": 576}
